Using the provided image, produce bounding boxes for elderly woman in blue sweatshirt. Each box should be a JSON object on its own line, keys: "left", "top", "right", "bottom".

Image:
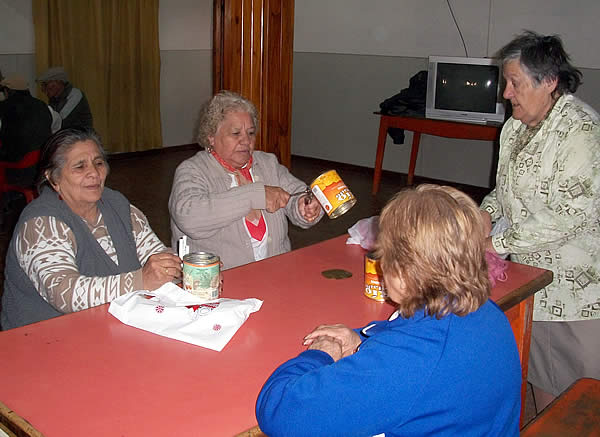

{"left": 256, "top": 184, "right": 521, "bottom": 437}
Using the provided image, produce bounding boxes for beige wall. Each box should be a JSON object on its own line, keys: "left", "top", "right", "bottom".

{"left": 292, "top": 0, "right": 600, "bottom": 187}
{"left": 2, "top": 0, "right": 600, "bottom": 188}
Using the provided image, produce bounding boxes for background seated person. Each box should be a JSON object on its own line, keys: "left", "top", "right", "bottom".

{"left": 0, "top": 128, "right": 181, "bottom": 330}
{"left": 169, "top": 91, "right": 323, "bottom": 270}
{"left": 0, "top": 75, "right": 52, "bottom": 187}
{"left": 256, "top": 185, "right": 521, "bottom": 437}
{"left": 37, "top": 66, "right": 93, "bottom": 129}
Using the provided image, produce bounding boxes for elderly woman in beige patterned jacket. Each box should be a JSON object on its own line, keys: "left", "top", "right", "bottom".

{"left": 169, "top": 91, "right": 323, "bottom": 270}
{"left": 1, "top": 128, "right": 181, "bottom": 330}
{"left": 480, "top": 31, "right": 600, "bottom": 412}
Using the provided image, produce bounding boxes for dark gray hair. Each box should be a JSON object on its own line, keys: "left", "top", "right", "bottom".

{"left": 497, "top": 30, "right": 582, "bottom": 96}
{"left": 196, "top": 90, "right": 259, "bottom": 148}
{"left": 37, "top": 128, "right": 109, "bottom": 192}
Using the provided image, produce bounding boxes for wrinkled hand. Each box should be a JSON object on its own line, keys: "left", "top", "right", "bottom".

{"left": 298, "top": 193, "right": 322, "bottom": 222}
{"left": 304, "top": 324, "right": 361, "bottom": 358}
{"left": 307, "top": 335, "right": 344, "bottom": 361}
{"left": 142, "top": 252, "right": 182, "bottom": 291}
{"left": 265, "top": 185, "right": 290, "bottom": 213}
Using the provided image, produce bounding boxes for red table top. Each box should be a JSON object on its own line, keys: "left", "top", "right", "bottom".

{"left": 0, "top": 235, "right": 551, "bottom": 436}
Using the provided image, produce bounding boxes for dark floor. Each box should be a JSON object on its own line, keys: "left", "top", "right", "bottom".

{"left": 0, "top": 145, "right": 538, "bottom": 424}
{"left": 101, "top": 145, "right": 491, "bottom": 249}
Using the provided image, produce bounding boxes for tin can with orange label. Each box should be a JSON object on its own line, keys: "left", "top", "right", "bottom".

{"left": 364, "top": 252, "right": 386, "bottom": 302}
{"left": 310, "top": 170, "right": 356, "bottom": 219}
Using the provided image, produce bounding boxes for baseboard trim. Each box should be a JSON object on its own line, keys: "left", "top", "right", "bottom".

{"left": 107, "top": 144, "right": 200, "bottom": 161}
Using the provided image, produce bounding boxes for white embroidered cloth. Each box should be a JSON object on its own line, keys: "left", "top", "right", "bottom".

{"left": 109, "top": 282, "right": 262, "bottom": 351}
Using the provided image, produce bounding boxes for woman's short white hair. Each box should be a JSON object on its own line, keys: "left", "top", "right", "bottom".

{"left": 196, "top": 90, "right": 259, "bottom": 148}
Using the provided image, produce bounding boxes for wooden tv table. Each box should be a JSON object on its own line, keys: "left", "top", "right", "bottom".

{"left": 372, "top": 113, "right": 502, "bottom": 193}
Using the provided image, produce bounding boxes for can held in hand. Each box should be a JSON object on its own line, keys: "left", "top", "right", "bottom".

{"left": 365, "top": 252, "right": 386, "bottom": 302}
{"left": 310, "top": 169, "right": 356, "bottom": 219}
{"left": 182, "top": 252, "right": 221, "bottom": 299}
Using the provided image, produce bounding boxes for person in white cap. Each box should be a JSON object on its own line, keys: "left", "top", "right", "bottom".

{"left": 0, "top": 75, "right": 53, "bottom": 184}
{"left": 37, "top": 66, "right": 93, "bottom": 129}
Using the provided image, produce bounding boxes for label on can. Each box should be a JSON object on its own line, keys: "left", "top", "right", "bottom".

{"left": 365, "top": 252, "right": 386, "bottom": 302}
{"left": 182, "top": 252, "right": 221, "bottom": 300}
{"left": 310, "top": 170, "right": 356, "bottom": 219}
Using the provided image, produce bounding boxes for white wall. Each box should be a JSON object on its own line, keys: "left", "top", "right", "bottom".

{"left": 292, "top": 0, "right": 600, "bottom": 187}
{"left": 0, "top": 1, "right": 37, "bottom": 96}
{"left": 3, "top": 0, "right": 600, "bottom": 187}
{"left": 158, "top": 0, "right": 213, "bottom": 146}
{"left": 295, "top": 0, "right": 492, "bottom": 58}
{"left": 0, "top": 0, "right": 214, "bottom": 149}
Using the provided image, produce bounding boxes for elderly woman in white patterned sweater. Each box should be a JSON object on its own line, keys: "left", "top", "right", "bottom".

{"left": 1, "top": 128, "right": 181, "bottom": 330}
{"left": 169, "top": 91, "right": 323, "bottom": 270}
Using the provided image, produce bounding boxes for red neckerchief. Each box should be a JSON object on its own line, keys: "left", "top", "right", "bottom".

{"left": 210, "top": 150, "right": 266, "bottom": 241}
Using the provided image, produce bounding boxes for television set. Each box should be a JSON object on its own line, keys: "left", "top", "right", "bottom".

{"left": 425, "top": 56, "right": 505, "bottom": 125}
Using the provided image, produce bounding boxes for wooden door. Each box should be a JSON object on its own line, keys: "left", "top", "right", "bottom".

{"left": 213, "top": 0, "right": 294, "bottom": 168}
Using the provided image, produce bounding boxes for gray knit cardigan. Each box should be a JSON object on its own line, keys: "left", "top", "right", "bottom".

{"left": 169, "top": 150, "right": 323, "bottom": 270}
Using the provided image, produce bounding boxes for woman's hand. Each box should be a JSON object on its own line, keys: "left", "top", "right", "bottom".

{"left": 142, "top": 253, "right": 182, "bottom": 291}
{"left": 307, "top": 335, "right": 344, "bottom": 361}
{"left": 480, "top": 210, "right": 492, "bottom": 236}
{"left": 298, "top": 193, "right": 322, "bottom": 222}
{"left": 304, "top": 324, "right": 362, "bottom": 358}
{"left": 264, "top": 186, "right": 290, "bottom": 213}
{"left": 485, "top": 236, "right": 497, "bottom": 253}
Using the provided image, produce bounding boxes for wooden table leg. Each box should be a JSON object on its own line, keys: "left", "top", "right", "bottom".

{"left": 407, "top": 132, "right": 421, "bottom": 186}
{"left": 505, "top": 295, "right": 535, "bottom": 428}
{"left": 372, "top": 116, "right": 389, "bottom": 195}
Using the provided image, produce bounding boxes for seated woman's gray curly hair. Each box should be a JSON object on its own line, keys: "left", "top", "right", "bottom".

{"left": 196, "top": 90, "right": 259, "bottom": 148}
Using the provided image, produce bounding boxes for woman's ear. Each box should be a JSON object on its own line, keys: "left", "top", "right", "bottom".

{"left": 208, "top": 136, "right": 215, "bottom": 147}
{"left": 544, "top": 76, "right": 558, "bottom": 95}
{"left": 45, "top": 170, "right": 58, "bottom": 190}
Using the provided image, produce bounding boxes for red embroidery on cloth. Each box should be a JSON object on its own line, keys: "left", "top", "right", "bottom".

{"left": 213, "top": 324, "right": 222, "bottom": 331}
{"left": 155, "top": 305, "right": 164, "bottom": 313}
{"left": 186, "top": 302, "right": 220, "bottom": 312}
{"left": 210, "top": 150, "right": 266, "bottom": 241}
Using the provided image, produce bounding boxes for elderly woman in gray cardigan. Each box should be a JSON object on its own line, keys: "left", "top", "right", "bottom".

{"left": 169, "top": 91, "right": 323, "bottom": 270}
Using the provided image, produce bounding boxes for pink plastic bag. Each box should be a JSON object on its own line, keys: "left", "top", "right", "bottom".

{"left": 486, "top": 250, "right": 508, "bottom": 287}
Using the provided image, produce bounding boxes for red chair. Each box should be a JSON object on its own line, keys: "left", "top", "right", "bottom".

{"left": 0, "top": 149, "right": 41, "bottom": 204}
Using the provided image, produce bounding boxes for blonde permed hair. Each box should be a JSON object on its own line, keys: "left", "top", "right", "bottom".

{"left": 196, "top": 90, "right": 259, "bottom": 148}
{"left": 376, "top": 184, "right": 490, "bottom": 319}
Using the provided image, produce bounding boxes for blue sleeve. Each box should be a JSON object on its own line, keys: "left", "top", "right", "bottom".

{"left": 255, "top": 333, "right": 432, "bottom": 437}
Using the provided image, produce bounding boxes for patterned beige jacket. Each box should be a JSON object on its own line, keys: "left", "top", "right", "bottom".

{"left": 15, "top": 205, "right": 166, "bottom": 313}
{"left": 482, "top": 94, "right": 600, "bottom": 321}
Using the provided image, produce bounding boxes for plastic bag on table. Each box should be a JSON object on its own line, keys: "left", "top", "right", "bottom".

{"left": 108, "top": 282, "right": 262, "bottom": 352}
{"left": 347, "top": 216, "right": 379, "bottom": 251}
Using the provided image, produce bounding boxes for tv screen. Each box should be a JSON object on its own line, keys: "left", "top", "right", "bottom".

{"left": 435, "top": 63, "right": 499, "bottom": 114}
{"left": 425, "top": 56, "right": 505, "bottom": 124}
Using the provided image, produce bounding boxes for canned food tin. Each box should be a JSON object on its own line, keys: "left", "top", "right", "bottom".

{"left": 365, "top": 252, "right": 386, "bottom": 302}
{"left": 182, "top": 252, "right": 221, "bottom": 299}
{"left": 310, "top": 170, "right": 357, "bottom": 219}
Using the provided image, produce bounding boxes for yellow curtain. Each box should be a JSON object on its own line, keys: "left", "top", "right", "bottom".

{"left": 32, "top": 0, "right": 162, "bottom": 153}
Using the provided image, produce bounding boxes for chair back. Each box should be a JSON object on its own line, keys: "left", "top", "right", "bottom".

{"left": 0, "top": 150, "right": 42, "bottom": 204}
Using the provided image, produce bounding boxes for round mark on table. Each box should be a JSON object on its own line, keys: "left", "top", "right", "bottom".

{"left": 321, "top": 269, "right": 353, "bottom": 279}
